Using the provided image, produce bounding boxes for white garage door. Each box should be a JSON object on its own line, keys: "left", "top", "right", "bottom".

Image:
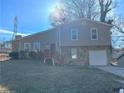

{"left": 89, "top": 50, "right": 107, "bottom": 66}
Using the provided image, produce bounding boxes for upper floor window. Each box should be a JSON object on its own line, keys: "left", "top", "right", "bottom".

{"left": 33, "top": 42, "right": 40, "bottom": 52}
{"left": 91, "top": 28, "right": 98, "bottom": 40}
{"left": 24, "top": 43, "right": 31, "bottom": 51}
{"left": 71, "top": 29, "right": 78, "bottom": 40}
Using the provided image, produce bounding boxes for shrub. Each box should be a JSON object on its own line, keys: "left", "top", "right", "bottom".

{"left": 28, "top": 51, "right": 44, "bottom": 60}
{"left": 9, "top": 52, "right": 19, "bottom": 59}
{"left": 37, "top": 51, "right": 44, "bottom": 60}
{"left": 19, "top": 51, "right": 27, "bottom": 59}
{"left": 45, "top": 58, "right": 53, "bottom": 65}
{"left": 28, "top": 51, "right": 37, "bottom": 59}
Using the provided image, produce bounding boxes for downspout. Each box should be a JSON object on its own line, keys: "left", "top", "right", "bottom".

{"left": 58, "top": 26, "right": 62, "bottom": 55}
{"left": 19, "top": 39, "right": 21, "bottom": 59}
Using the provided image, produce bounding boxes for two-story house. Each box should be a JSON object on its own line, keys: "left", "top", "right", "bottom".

{"left": 12, "top": 18, "right": 112, "bottom": 66}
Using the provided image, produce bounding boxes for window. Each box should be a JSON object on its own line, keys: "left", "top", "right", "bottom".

{"left": 33, "top": 42, "right": 40, "bottom": 52}
{"left": 24, "top": 43, "right": 31, "bottom": 51}
{"left": 91, "top": 28, "right": 98, "bottom": 40}
{"left": 71, "top": 48, "right": 78, "bottom": 59}
{"left": 71, "top": 29, "right": 78, "bottom": 40}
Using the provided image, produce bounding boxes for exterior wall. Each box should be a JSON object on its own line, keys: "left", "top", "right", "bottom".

{"left": 12, "top": 19, "right": 112, "bottom": 65}
{"left": 58, "top": 19, "right": 112, "bottom": 46}
{"left": 0, "top": 41, "right": 12, "bottom": 53}
{"left": 61, "top": 46, "right": 112, "bottom": 65}
{"left": 12, "top": 20, "right": 112, "bottom": 53}
{"left": 16, "top": 29, "right": 58, "bottom": 52}
{"left": 12, "top": 40, "right": 20, "bottom": 52}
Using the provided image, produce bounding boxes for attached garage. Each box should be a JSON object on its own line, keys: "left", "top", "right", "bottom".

{"left": 89, "top": 50, "right": 108, "bottom": 66}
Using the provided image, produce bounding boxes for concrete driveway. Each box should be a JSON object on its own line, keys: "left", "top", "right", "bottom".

{"left": 97, "top": 66, "right": 124, "bottom": 78}
{"left": 118, "top": 56, "right": 124, "bottom": 67}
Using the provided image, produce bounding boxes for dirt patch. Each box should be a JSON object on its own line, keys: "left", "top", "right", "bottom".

{"left": 0, "top": 85, "right": 15, "bottom": 93}
{"left": 0, "top": 53, "right": 11, "bottom": 61}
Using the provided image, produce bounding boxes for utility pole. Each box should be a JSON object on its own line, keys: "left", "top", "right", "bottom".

{"left": 12, "top": 16, "right": 18, "bottom": 40}
{"left": 11, "top": 16, "right": 18, "bottom": 53}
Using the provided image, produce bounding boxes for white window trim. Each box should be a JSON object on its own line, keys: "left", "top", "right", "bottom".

{"left": 33, "top": 42, "right": 40, "bottom": 52}
{"left": 24, "top": 43, "right": 31, "bottom": 51}
{"left": 90, "top": 28, "right": 98, "bottom": 40}
{"left": 71, "top": 48, "right": 78, "bottom": 59}
{"left": 71, "top": 29, "right": 78, "bottom": 41}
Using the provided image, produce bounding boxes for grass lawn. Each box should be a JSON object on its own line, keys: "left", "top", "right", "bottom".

{"left": 0, "top": 60, "right": 124, "bottom": 93}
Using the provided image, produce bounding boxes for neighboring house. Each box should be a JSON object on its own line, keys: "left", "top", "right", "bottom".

{"left": 12, "top": 18, "right": 112, "bottom": 66}
{"left": 0, "top": 41, "right": 12, "bottom": 53}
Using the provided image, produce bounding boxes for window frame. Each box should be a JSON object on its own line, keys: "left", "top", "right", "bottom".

{"left": 24, "top": 43, "right": 31, "bottom": 51}
{"left": 90, "top": 28, "right": 98, "bottom": 40}
{"left": 71, "top": 29, "right": 78, "bottom": 41}
{"left": 33, "top": 42, "right": 40, "bottom": 52}
{"left": 71, "top": 48, "right": 78, "bottom": 59}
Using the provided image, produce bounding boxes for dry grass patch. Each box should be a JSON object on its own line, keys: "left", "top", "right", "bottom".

{"left": 0, "top": 60, "right": 124, "bottom": 93}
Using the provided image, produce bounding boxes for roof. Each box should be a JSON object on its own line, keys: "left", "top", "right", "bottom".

{"left": 14, "top": 28, "right": 56, "bottom": 41}
{"left": 15, "top": 18, "right": 113, "bottom": 41}
{"left": 82, "top": 18, "right": 113, "bottom": 27}
{"left": 58, "top": 18, "right": 113, "bottom": 27}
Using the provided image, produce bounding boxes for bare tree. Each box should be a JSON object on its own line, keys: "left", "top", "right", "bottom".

{"left": 114, "top": 16, "right": 124, "bottom": 33}
{"left": 86, "top": 0, "right": 98, "bottom": 20}
{"left": 61, "top": 0, "right": 98, "bottom": 20}
{"left": 111, "top": 15, "right": 124, "bottom": 48}
{"left": 49, "top": 0, "right": 99, "bottom": 26}
{"left": 49, "top": 0, "right": 117, "bottom": 26}
{"left": 98, "top": 0, "right": 116, "bottom": 22}
{"left": 49, "top": 6, "right": 68, "bottom": 26}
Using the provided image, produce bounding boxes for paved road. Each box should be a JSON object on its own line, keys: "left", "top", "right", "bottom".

{"left": 118, "top": 56, "right": 124, "bottom": 67}
{"left": 97, "top": 66, "right": 124, "bottom": 78}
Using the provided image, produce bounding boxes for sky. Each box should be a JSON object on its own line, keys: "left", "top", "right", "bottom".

{"left": 0, "top": 0, "right": 58, "bottom": 41}
{"left": 0, "top": 0, "right": 124, "bottom": 42}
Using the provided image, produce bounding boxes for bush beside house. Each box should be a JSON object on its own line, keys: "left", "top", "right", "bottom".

{"left": 9, "top": 52, "right": 19, "bottom": 59}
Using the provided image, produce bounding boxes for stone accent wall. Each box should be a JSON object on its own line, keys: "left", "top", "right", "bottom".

{"left": 61, "top": 46, "right": 112, "bottom": 65}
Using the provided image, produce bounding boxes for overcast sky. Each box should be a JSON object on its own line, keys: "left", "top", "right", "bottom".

{"left": 0, "top": 0, "right": 124, "bottom": 41}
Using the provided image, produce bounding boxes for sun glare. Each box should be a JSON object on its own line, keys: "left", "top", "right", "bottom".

{"left": 0, "top": 85, "right": 12, "bottom": 93}
{"left": 49, "top": 0, "right": 64, "bottom": 13}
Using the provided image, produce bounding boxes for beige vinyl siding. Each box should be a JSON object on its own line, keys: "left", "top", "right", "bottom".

{"left": 18, "top": 29, "right": 58, "bottom": 51}
{"left": 59, "top": 20, "right": 111, "bottom": 46}
{"left": 12, "top": 19, "right": 112, "bottom": 53}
